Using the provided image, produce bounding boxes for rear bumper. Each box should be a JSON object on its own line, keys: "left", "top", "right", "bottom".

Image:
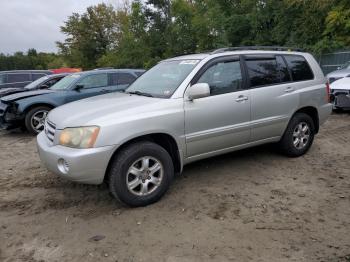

{"left": 37, "top": 132, "right": 117, "bottom": 184}
{"left": 318, "top": 103, "right": 332, "bottom": 126}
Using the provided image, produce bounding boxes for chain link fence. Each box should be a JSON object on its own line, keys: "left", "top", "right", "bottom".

{"left": 318, "top": 51, "right": 350, "bottom": 75}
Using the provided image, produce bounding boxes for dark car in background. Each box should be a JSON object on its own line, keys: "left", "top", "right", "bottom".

{"left": 0, "top": 73, "right": 68, "bottom": 97}
{"left": 0, "top": 69, "right": 145, "bottom": 134}
{"left": 0, "top": 70, "right": 52, "bottom": 89}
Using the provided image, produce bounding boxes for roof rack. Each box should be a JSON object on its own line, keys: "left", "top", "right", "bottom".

{"left": 211, "top": 46, "right": 304, "bottom": 54}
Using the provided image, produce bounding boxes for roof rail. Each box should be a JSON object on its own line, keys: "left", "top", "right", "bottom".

{"left": 211, "top": 46, "right": 304, "bottom": 54}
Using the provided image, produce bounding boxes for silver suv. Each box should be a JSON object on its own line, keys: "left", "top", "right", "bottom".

{"left": 37, "top": 47, "right": 332, "bottom": 206}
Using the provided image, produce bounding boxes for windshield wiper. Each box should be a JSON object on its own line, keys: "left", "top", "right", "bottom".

{"left": 127, "top": 91, "right": 154, "bottom": 97}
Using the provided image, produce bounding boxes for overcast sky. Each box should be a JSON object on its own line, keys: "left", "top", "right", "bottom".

{"left": 0, "top": 0, "right": 117, "bottom": 54}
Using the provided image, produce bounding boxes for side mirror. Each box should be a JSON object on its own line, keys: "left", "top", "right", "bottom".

{"left": 75, "top": 84, "right": 84, "bottom": 91}
{"left": 186, "top": 83, "right": 210, "bottom": 101}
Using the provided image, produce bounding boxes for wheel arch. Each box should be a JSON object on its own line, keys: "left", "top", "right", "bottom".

{"left": 292, "top": 106, "right": 319, "bottom": 133}
{"left": 105, "top": 133, "right": 183, "bottom": 181}
{"left": 23, "top": 103, "right": 55, "bottom": 114}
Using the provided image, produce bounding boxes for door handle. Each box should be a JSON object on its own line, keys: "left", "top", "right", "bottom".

{"left": 285, "top": 87, "right": 294, "bottom": 93}
{"left": 235, "top": 95, "right": 248, "bottom": 102}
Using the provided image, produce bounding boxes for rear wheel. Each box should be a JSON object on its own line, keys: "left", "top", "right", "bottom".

{"left": 278, "top": 113, "right": 315, "bottom": 157}
{"left": 24, "top": 106, "right": 51, "bottom": 135}
{"left": 108, "top": 141, "right": 174, "bottom": 207}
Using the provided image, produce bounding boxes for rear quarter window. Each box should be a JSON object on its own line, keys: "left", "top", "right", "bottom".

{"left": 284, "top": 55, "right": 314, "bottom": 81}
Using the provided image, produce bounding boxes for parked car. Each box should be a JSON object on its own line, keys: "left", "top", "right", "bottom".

{"left": 37, "top": 47, "right": 332, "bottom": 207}
{"left": 330, "top": 76, "right": 350, "bottom": 110}
{"left": 0, "top": 73, "right": 69, "bottom": 97}
{"left": 0, "top": 69, "right": 144, "bottom": 134}
{"left": 326, "top": 61, "right": 350, "bottom": 83}
{"left": 0, "top": 70, "right": 52, "bottom": 89}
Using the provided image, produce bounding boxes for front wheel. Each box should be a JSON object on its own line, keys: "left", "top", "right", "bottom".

{"left": 108, "top": 141, "right": 174, "bottom": 207}
{"left": 278, "top": 113, "right": 315, "bottom": 157}
{"left": 24, "top": 106, "right": 51, "bottom": 135}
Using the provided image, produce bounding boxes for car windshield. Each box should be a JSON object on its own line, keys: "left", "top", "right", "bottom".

{"left": 126, "top": 60, "right": 200, "bottom": 98}
{"left": 24, "top": 76, "right": 50, "bottom": 90}
{"left": 50, "top": 74, "right": 81, "bottom": 90}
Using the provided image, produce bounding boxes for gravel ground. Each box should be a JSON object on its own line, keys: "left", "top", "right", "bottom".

{"left": 0, "top": 113, "right": 349, "bottom": 262}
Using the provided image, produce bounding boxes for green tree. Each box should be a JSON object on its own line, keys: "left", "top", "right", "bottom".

{"left": 57, "top": 3, "right": 119, "bottom": 69}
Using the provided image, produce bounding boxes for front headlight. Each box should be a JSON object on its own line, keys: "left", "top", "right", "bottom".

{"left": 59, "top": 126, "right": 100, "bottom": 148}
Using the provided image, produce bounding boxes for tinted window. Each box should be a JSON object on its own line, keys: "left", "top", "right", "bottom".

{"left": 78, "top": 74, "right": 108, "bottom": 89}
{"left": 117, "top": 73, "right": 136, "bottom": 85}
{"left": 110, "top": 73, "right": 118, "bottom": 85}
{"left": 284, "top": 55, "right": 313, "bottom": 81}
{"left": 7, "top": 73, "right": 31, "bottom": 83}
{"left": 32, "top": 73, "right": 47, "bottom": 80}
{"left": 0, "top": 74, "right": 5, "bottom": 84}
{"left": 246, "top": 58, "right": 281, "bottom": 87}
{"left": 197, "top": 60, "right": 243, "bottom": 96}
{"left": 276, "top": 56, "right": 291, "bottom": 82}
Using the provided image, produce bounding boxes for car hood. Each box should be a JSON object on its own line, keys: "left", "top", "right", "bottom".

{"left": 48, "top": 92, "right": 164, "bottom": 129}
{"left": 330, "top": 77, "right": 350, "bottom": 90}
{"left": 1, "top": 89, "right": 57, "bottom": 103}
{"left": 0, "top": 88, "right": 24, "bottom": 98}
{"left": 327, "top": 69, "right": 350, "bottom": 78}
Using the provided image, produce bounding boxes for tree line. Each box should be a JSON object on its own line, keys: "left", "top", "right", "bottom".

{"left": 1, "top": 0, "right": 350, "bottom": 71}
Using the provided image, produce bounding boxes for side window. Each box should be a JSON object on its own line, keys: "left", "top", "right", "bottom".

{"left": 0, "top": 74, "right": 5, "bottom": 84}
{"left": 109, "top": 73, "right": 118, "bottom": 86}
{"left": 77, "top": 74, "right": 108, "bottom": 89}
{"left": 284, "top": 55, "right": 314, "bottom": 81}
{"left": 246, "top": 58, "right": 281, "bottom": 87}
{"left": 7, "top": 73, "right": 31, "bottom": 83}
{"left": 117, "top": 73, "right": 136, "bottom": 85}
{"left": 276, "top": 56, "right": 291, "bottom": 82}
{"left": 32, "top": 73, "right": 47, "bottom": 81}
{"left": 197, "top": 60, "right": 243, "bottom": 96}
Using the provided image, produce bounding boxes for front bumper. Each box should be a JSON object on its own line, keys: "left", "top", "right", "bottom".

{"left": 37, "top": 131, "right": 117, "bottom": 184}
{"left": 0, "top": 102, "right": 22, "bottom": 129}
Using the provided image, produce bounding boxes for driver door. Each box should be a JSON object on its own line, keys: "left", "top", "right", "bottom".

{"left": 184, "top": 56, "right": 251, "bottom": 158}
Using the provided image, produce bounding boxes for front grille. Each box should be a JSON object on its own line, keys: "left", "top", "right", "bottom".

{"left": 45, "top": 119, "right": 56, "bottom": 142}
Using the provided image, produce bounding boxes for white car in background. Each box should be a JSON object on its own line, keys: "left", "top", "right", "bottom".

{"left": 330, "top": 77, "right": 350, "bottom": 110}
{"left": 327, "top": 61, "right": 350, "bottom": 84}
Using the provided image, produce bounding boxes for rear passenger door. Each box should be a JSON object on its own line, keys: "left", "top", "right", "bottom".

{"left": 245, "top": 55, "right": 300, "bottom": 141}
{"left": 184, "top": 56, "right": 251, "bottom": 157}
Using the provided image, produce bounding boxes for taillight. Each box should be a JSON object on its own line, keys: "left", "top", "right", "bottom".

{"left": 326, "top": 82, "right": 331, "bottom": 103}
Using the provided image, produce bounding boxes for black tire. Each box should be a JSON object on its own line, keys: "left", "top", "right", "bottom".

{"left": 278, "top": 113, "right": 315, "bottom": 157}
{"left": 108, "top": 141, "right": 174, "bottom": 207}
{"left": 24, "top": 106, "right": 51, "bottom": 135}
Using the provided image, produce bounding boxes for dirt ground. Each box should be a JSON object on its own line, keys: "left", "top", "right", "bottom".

{"left": 0, "top": 113, "right": 349, "bottom": 262}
